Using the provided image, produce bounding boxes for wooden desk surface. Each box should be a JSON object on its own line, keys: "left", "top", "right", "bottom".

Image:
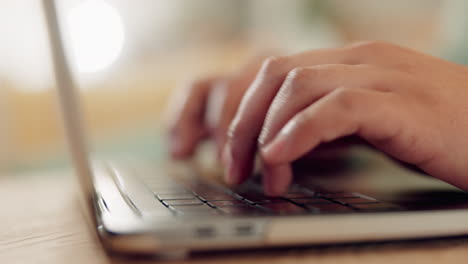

{"left": 2, "top": 169, "right": 468, "bottom": 264}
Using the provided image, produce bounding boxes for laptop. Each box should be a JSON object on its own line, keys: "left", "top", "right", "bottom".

{"left": 42, "top": 0, "right": 468, "bottom": 256}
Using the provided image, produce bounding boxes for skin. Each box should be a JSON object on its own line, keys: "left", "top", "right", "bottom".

{"left": 168, "top": 41, "right": 468, "bottom": 196}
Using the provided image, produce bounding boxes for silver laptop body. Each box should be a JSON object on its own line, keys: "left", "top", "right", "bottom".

{"left": 43, "top": 0, "right": 468, "bottom": 256}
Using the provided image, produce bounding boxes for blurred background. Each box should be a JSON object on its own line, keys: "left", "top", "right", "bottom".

{"left": 1, "top": 0, "right": 468, "bottom": 174}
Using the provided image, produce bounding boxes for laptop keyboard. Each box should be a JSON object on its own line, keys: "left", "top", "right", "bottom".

{"left": 140, "top": 175, "right": 401, "bottom": 217}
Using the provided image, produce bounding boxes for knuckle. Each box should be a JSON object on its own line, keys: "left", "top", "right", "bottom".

{"left": 346, "top": 40, "right": 389, "bottom": 53}
{"left": 293, "top": 112, "right": 308, "bottom": 128}
{"left": 283, "top": 65, "right": 333, "bottom": 93}
{"left": 308, "top": 64, "right": 343, "bottom": 75}
{"left": 282, "top": 65, "right": 345, "bottom": 96}
{"left": 286, "top": 112, "right": 311, "bottom": 137}
{"left": 258, "top": 123, "right": 272, "bottom": 146}
{"left": 288, "top": 66, "right": 306, "bottom": 78}
{"left": 261, "top": 55, "right": 288, "bottom": 75}
{"left": 283, "top": 67, "right": 308, "bottom": 93}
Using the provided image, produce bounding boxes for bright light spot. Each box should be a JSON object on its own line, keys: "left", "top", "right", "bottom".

{"left": 67, "top": 0, "right": 125, "bottom": 73}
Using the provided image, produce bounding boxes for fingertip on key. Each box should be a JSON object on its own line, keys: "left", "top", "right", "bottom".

{"left": 263, "top": 168, "right": 289, "bottom": 197}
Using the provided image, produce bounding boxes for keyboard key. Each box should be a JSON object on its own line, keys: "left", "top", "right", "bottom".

{"left": 282, "top": 193, "right": 316, "bottom": 199}
{"left": 209, "top": 200, "right": 250, "bottom": 207}
{"left": 298, "top": 182, "right": 343, "bottom": 193}
{"left": 333, "top": 197, "right": 378, "bottom": 204}
{"left": 258, "top": 202, "right": 308, "bottom": 215}
{"left": 163, "top": 199, "right": 204, "bottom": 206}
{"left": 317, "top": 192, "right": 361, "bottom": 199}
{"left": 189, "top": 184, "right": 241, "bottom": 201}
{"left": 199, "top": 193, "right": 239, "bottom": 201}
{"left": 282, "top": 189, "right": 317, "bottom": 199}
{"left": 170, "top": 204, "right": 208, "bottom": 209}
{"left": 241, "top": 194, "right": 285, "bottom": 203}
{"left": 290, "top": 198, "right": 335, "bottom": 205}
{"left": 156, "top": 192, "right": 197, "bottom": 200}
{"left": 252, "top": 198, "right": 288, "bottom": 204}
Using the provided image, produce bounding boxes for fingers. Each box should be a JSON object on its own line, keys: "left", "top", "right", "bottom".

{"left": 168, "top": 42, "right": 446, "bottom": 196}
{"left": 169, "top": 55, "right": 267, "bottom": 162}
{"left": 261, "top": 88, "right": 402, "bottom": 165}
{"left": 208, "top": 58, "right": 265, "bottom": 157}
{"left": 258, "top": 64, "right": 382, "bottom": 147}
{"left": 260, "top": 88, "right": 406, "bottom": 195}
{"left": 262, "top": 163, "right": 293, "bottom": 196}
{"left": 224, "top": 48, "right": 360, "bottom": 185}
{"left": 223, "top": 56, "right": 288, "bottom": 185}
{"left": 210, "top": 80, "right": 248, "bottom": 157}
{"left": 168, "top": 77, "right": 218, "bottom": 159}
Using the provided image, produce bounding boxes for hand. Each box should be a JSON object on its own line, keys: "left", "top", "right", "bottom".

{"left": 168, "top": 56, "right": 267, "bottom": 159}
{"left": 170, "top": 41, "right": 468, "bottom": 196}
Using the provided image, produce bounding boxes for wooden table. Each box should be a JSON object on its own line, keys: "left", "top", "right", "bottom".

{"left": 3, "top": 169, "right": 468, "bottom": 264}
